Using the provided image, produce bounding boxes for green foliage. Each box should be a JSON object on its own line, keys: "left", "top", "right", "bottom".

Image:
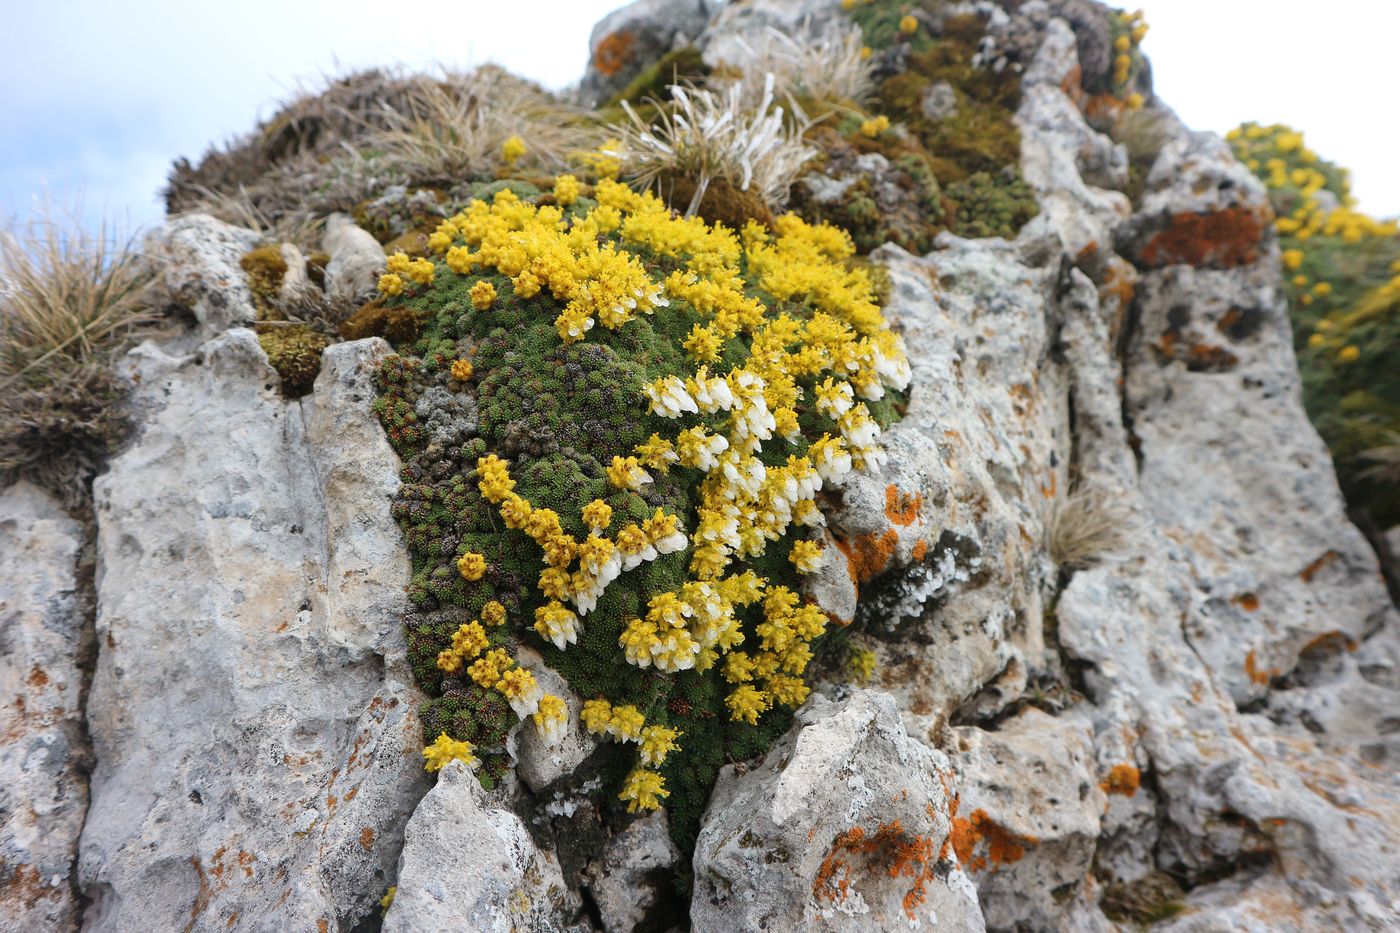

{"left": 1231, "top": 121, "right": 1400, "bottom": 528}
{"left": 256, "top": 324, "right": 329, "bottom": 397}
{"left": 948, "top": 170, "right": 1039, "bottom": 240}
{"left": 368, "top": 183, "right": 906, "bottom": 849}
{"left": 794, "top": 2, "right": 1038, "bottom": 253}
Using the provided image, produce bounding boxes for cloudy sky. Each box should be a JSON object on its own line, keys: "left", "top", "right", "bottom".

{"left": 2, "top": 0, "right": 1397, "bottom": 233}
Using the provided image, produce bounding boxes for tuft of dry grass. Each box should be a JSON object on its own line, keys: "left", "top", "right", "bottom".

{"left": 165, "top": 66, "right": 601, "bottom": 246}
{"left": 712, "top": 21, "right": 875, "bottom": 116}
{"left": 1046, "top": 481, "right": 1141, "bottom": 571}
{"left": 618, "top": 76, "right": 817, "bottom": 216}
{"left": 362, "top": 66, "right": 601, "bottom": 185}
{"left": 0, "top": 202, "right": 158, "bottom": 503}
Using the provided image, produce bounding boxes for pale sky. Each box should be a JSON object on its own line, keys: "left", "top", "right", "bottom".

{"left": 1, "top": 0, "right": 1396, "bottom": 233}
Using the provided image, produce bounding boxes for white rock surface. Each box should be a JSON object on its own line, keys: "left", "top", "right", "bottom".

{"left": 578, "top": 0, "right": 724, "bottom": 106}
{"left": 513, "top": 647, "right": 601, "bottom": 793}
{"left": 691, "top": 690, "right": 984, "bottom": 932}
{"left": 145, "top": 214, "right": 260, "bottom": 338}
{"left": 383, "top": 759, "right": 574, "bottom": 933}
{"left": 78, "top": 332, "right": 430, "bottom": 931}
{"left": 322, "top": 213, "right": 386, "bottom": 305}
{"left": 0, "top": 482, "right": 88, "bottom": 930}
{"left": 584, "top": 811, "right": 681, "bottom": 933}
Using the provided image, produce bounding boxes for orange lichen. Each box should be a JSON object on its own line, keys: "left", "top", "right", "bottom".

{"left": 1232, "top": 592, "right": 1260, "bottom": 612}
{"left": 911, "top": 539, "right": 929, "bottom": 562}
{"left": 834, "top": 529, "right": 900, "bottom": 584}
{"left": 946, "top": 798, "right": 1037, "bottom": 873}
{"left": 884, "top": 485, "right": 922, "bottom": 526}
{"left": 1299, "top": 550, "right": 1340, "bottom": 583}
{"left": 1244, "top": 649, "right": 1279, "bottom": 686}
{"left": 813, "top": 820, "right": 937, "bottom": 921}
{"left": 1139, "top": 206, "right": 1270, "bottom": 269}
{"left": 359, "top": 827, "right": 375, "bottom": 851}
{"left": 1101, "top": 764, "right": 1141, "bottom": 797}
{"left": 593, "top": 30, "right": 636, "bottom": 77}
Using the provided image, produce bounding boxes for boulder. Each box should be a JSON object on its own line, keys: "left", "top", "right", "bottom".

{"left": 0, "top": 482, "right": 88, "bottom": 930}
{"left": 78, "top": 332, "right": 429, "bottom": 930}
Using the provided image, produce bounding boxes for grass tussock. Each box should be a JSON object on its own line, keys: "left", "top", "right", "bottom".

{"left": 0, "top": 203, "right": 158, "bottom": 504}
{"left": 713, "top": 21, "right": 875, "bottom": 116}
{"left": 1046, "top": 481, "right": 1140, "bottom": 571}
{"left": 619, "top": 77, "right": 817, "bottom": 217}
{"left": 166, "top": 67, "right": 601, "bottom": 248}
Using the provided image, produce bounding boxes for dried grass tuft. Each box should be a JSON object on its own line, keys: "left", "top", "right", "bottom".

{"left": 0, "top": 201, "right": 159, "bottom": 503}
{"left": 618, "top": 77, "right": 817, "bottom": 216}
{"left": 1046, "top": 481, "right": 1140, "bottom": 570}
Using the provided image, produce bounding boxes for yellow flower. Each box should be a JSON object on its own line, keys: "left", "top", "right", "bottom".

{"left": 859, "top": 115, "right": 890, "bottom": 138}
{"left": 618, "top": 768, "right": 669, "bottom": 812}
{"left": 457, "top": 552, "right": 487, "bottom": 581}
{"left": 553, "top": 173, "right": 581, "bottom": 207}
{"left": 1307, "top": 333, "right": 1326, "bottom": 348}
{"left": 841, "top": 0, "right": 855, "bottom": 8}
{"left": 470, "top": 280, "right": 497, "bottom": 311}
{"left": 639, "top": 725, "right": 681, "bottom": 766}
{"left": 1292, "top": 274, "right": 1309, "bottom": 288}
{"left": 502, "top": 136, "right": 527, "bottom": 165}
{"left": 849, "top": 645, "right": 877, "bottom": 683}
{"left": 481, "top": 600, "right": 507, "bottom": 627}
{"left": 1114, "top": 35, "right": 1131, "bottom": 52}
{"left": 385, "top": 252, "right": 411, "bottom": 274}
{"left": 789, "top": 540, "right": 823, "bottom": 573}
{"left": 607, "top": 455, "right": 651, "bottom": 490}
{"left": 423, "top": 733, "right": 479, "bottom": 773}
{"left": 450, "top": 358, "right": 474, "bottom": 381}
{"left": 1313, "top": 282, "right": 1332, "bottom": 296}
{"left": 377, "top": 273, "right": 405, "bottom": 296}
{"left": 582, "top": 499, "right": 613, "bottom": 531}
{"left": 406, "top": 258, "right": 435, "bottom": 286}
{"left": 435, "top": 646, "right": 464, "bottom": 674}
{"left": 1282, "top": 249, "right": 1304, "bottom": 271}
{"left": 451, "top": 620, "right": 489, "bottom": 658}
{"left": 533, "top": 694, "right": 568, "bottom": 744}
{"left": 1126, "top": 92, "right": 1144, "bottom": 111}
{"left": 1338, "top": 345, "right": 1361, "bottom": 363}
{"left": 581, "top": 699, "right": 613, "bottom": 735}
{"left": 859, "top": 45, "right": 873, "bottom": 60}
{"left": 725, "top": 684, "right": 769, "bottom": 725}
{"left": 899, "top": 14, "right": 918, "bottom": 33}
{"left": 608, "top": 704, "right": 646, "bottom": 742}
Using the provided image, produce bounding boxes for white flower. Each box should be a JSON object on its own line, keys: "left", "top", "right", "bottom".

{"left": 644, "top": 376, "right": 699, "bottom": 418}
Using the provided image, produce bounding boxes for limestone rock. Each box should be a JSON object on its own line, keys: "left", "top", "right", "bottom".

{"left": 584, "top": 811, "right": 681, "bottom": 933}
{"left": 950, "top": 709, "right": 1106, "bottom": 930}
{"left": 0, "top": 481, "right": 88, "bottom": 931}
{"left": 578, "top": 0, "right": 723, "bottom": 107}
{"left": 383, "top": 760, "right": 574, "bottom": 933}
{"left": 322, "top": 213, "right": 386, "bottom": 305}
{"left": 691, "top": 689, "right": 984, "bottom": 932}
{"left": 79, "top": 332, "right": 429, "bottom": 931}
{"left": 1016, "top": 18, "right": 1131, "bottom": 273}
{"left": 145, "top": 214, "right": 260, "bottom": 338}
{"left": 513, "top": 648, "right": 600, "bottom": 794}
{"left": 830, "top": 237, "right": 1062, "bottom": 740}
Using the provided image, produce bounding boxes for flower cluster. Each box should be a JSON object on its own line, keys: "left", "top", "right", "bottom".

{"left": 1111, "top": 10, "right": 1148, "bottom": 91}
{"left": 388, "top": 171, "right": 910, "bottom": 813}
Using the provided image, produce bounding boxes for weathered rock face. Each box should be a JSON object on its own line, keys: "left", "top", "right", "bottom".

{"left": 577, "top": 0, "right": 724, "bottom": 106}
{"left": 78, "top": 331, "right": 429, "bottom": 930}
{"left": 1, "top": 1, "right": 1394, "bottom": 931}
{"left": 383, "top": 759, "right": 575, "bottom": 933}
{"left": 0, "top": 482, "right": 89, "bottom": 930}
{"left": 692, "top": 690, "right": 984, "bottom": 932}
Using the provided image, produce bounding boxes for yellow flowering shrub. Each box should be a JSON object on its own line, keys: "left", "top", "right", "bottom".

{"left": 372, "top": 169, "right": 910, "bottom": 839}
{"left": 1232, "top": 120, "right": 1400, "bottom": 528}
